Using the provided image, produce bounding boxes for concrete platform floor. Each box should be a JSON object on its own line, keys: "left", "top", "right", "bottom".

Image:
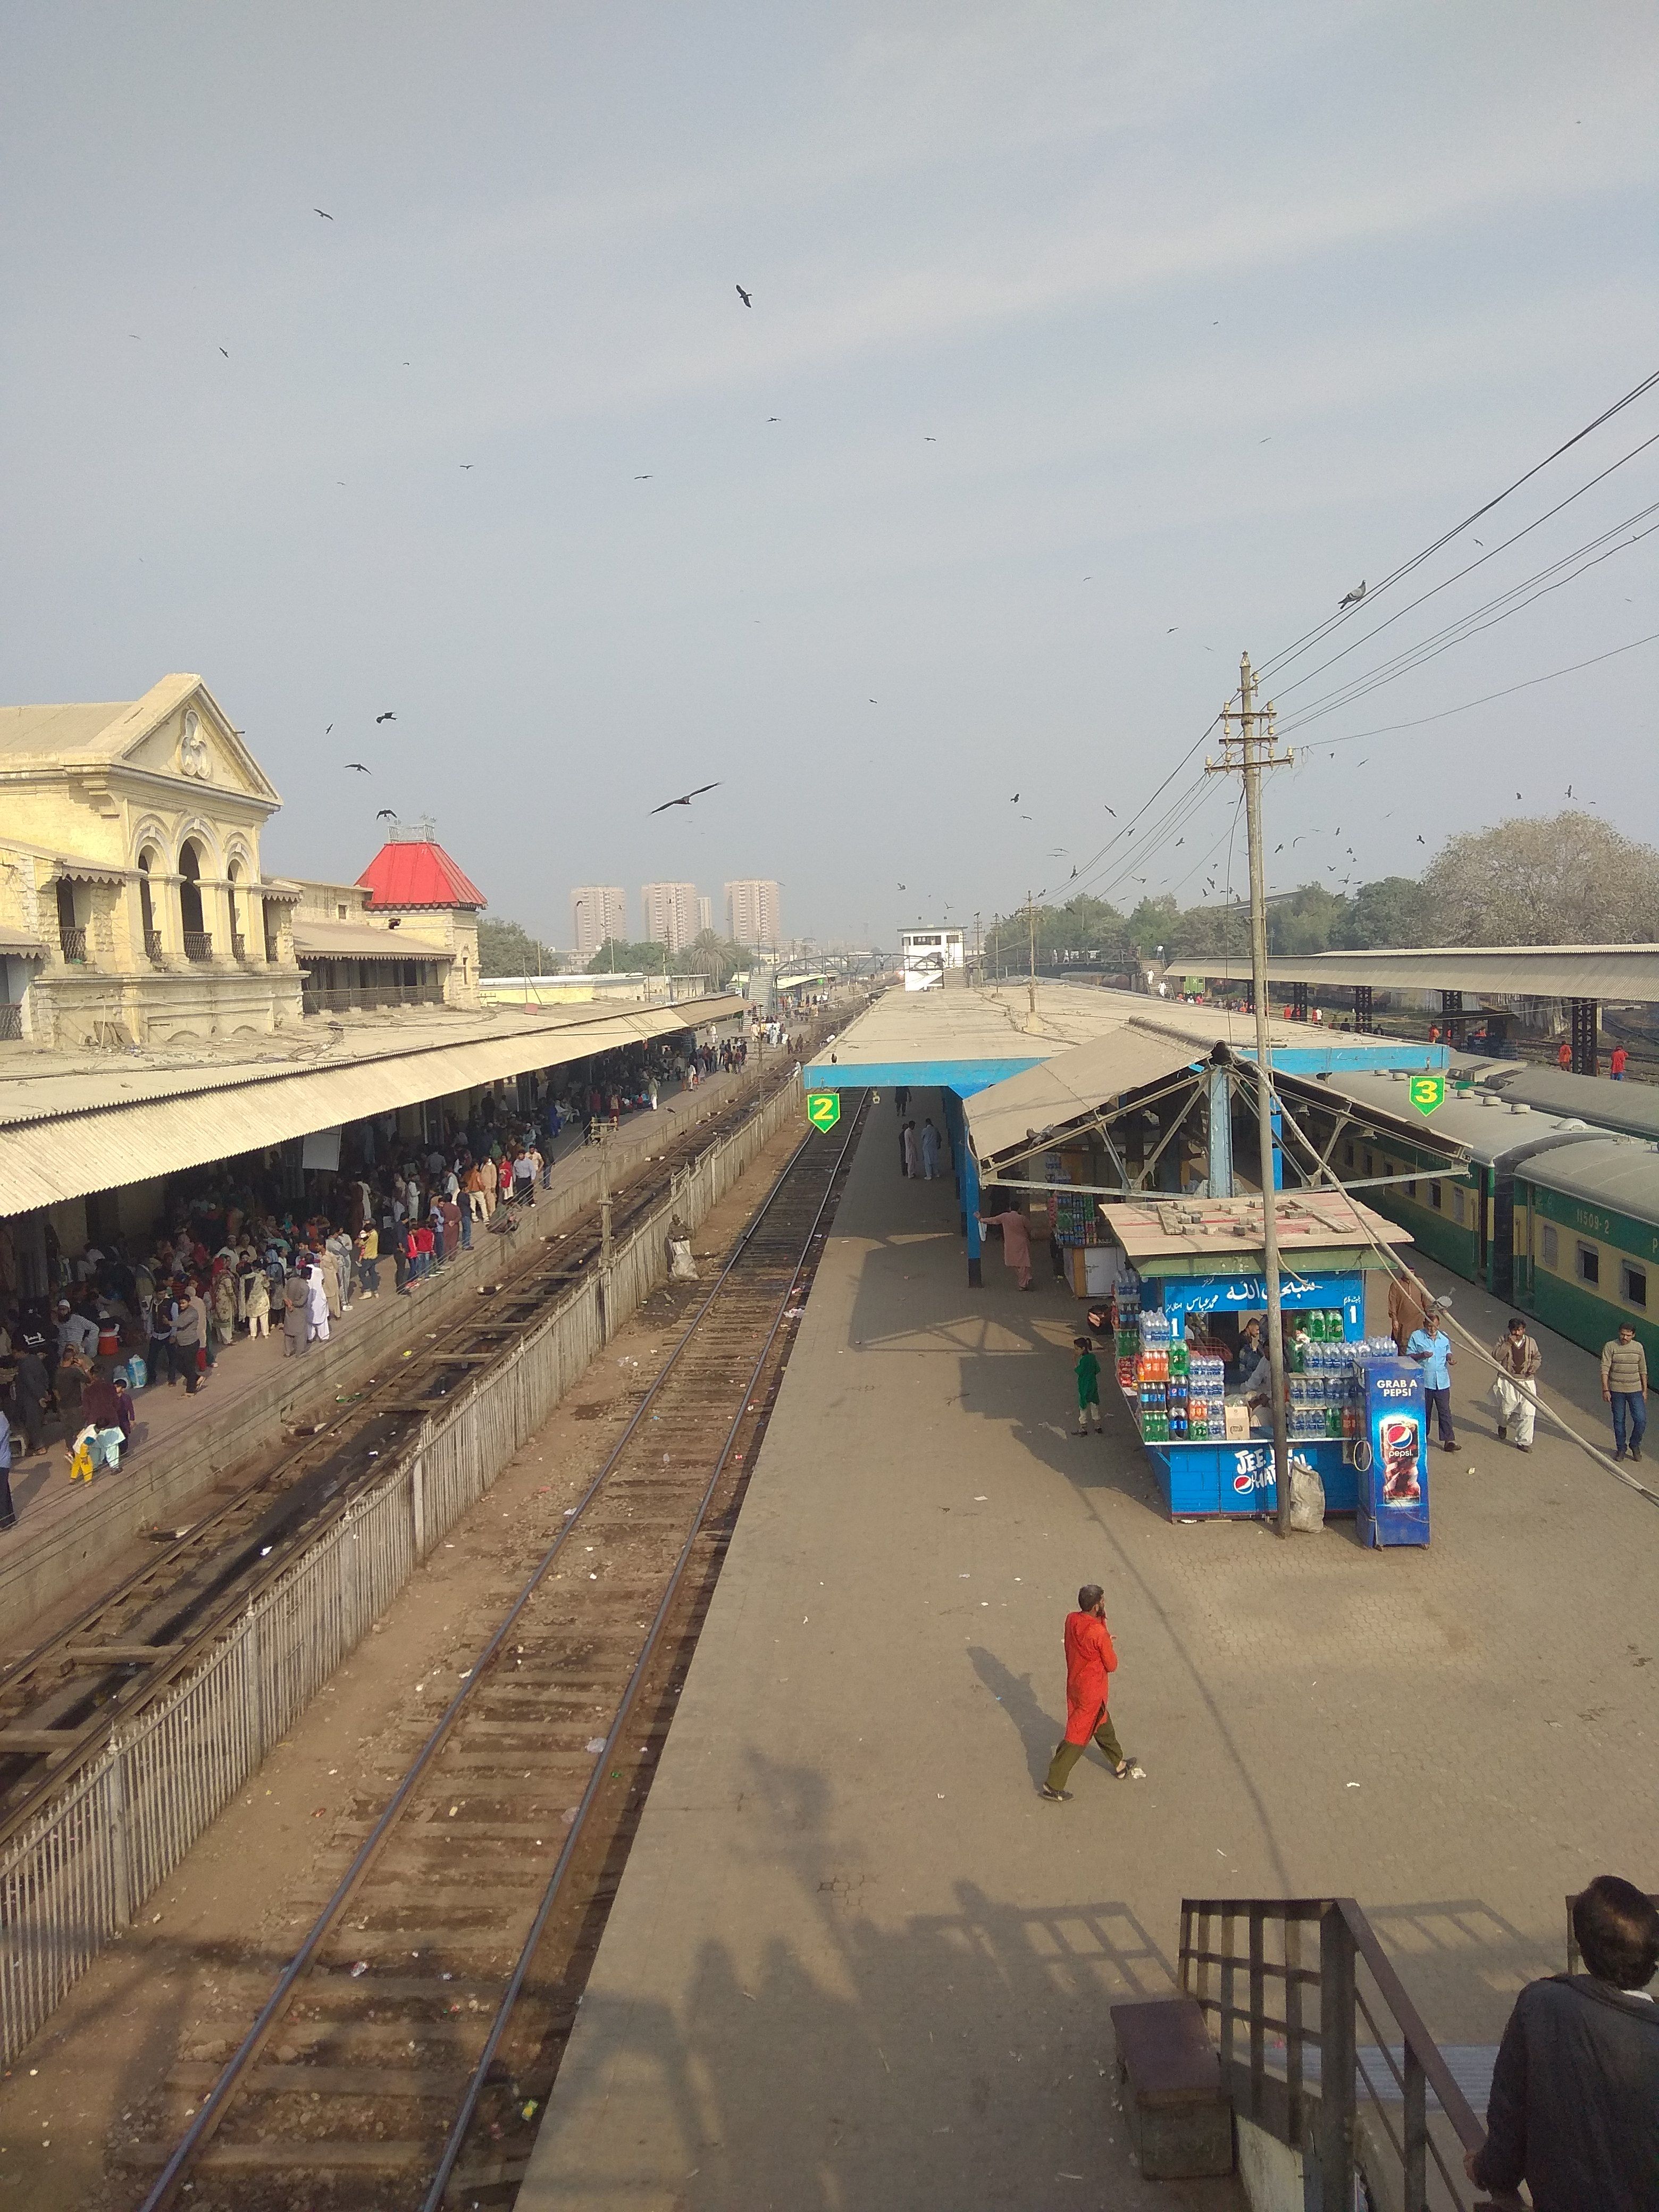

{"left": 520, "top": 1091, "right": 1659, "bottom": 2212}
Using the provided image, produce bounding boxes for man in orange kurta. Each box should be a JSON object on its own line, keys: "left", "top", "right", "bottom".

{"left": 1042, "top": 1585, "right": 1143, "bottom": 1799}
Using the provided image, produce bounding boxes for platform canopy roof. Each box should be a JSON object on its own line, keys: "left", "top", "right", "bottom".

{"left": 0, "top": 994, "right": 745, "bottom": 1214}
{"left": 1098, "top": 1188, "right": 1413, "bottom": 1278}
{"left": 963, "top": 1028, "right": 1208, "bottom": 1170}
{"left": 1196, "top": 944, "right": 1659, "bottom": 1001}
{"left": 291, "top": 919, "right": 447, "bottom": 962}
{"left": 802, "top": 981, "right": 1442, "bottom": 1100}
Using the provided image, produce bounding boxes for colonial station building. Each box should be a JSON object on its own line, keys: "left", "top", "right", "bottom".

{"left": 0, "top": 675, "right": 481, "bottom": 1046}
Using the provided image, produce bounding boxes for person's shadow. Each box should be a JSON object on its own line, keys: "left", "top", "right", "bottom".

{"left": 967, "top": 1644, "right": 1060, "bottom": 1790}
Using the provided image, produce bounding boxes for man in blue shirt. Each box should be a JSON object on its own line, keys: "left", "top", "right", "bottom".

{"left": 1406, "top": 1303, "right": 1457, "bottom": 1451}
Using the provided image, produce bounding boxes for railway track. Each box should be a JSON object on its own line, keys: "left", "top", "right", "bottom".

{"left": 0, "top": 1026, "right": 839, "bottom": 1841}
{"left": 123, "top": 1087, "right": 867, "bottom": 2210}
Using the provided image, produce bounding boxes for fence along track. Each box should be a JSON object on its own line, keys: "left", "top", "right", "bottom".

{"left": 0, "top": 1046, "right": 820, "bottom": 1832}
{"left": 0, "top": 1067, "right": 814, "bottom": 2070}
{"left": 128, "top": 1090, "right": 867, "bottom": 2210}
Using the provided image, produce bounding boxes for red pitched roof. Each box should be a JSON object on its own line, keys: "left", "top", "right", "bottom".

{"left": 356, "top": 839, "right": 487, "bottom": 911}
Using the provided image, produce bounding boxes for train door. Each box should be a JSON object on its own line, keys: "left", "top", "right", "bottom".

{"left": 1490, "top": 1174, "right": 1515, "bottom": 1298}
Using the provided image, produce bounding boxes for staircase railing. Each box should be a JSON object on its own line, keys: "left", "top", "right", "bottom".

{"left": 1179, "top": 1897, "right": 1523, "bottom": 2212}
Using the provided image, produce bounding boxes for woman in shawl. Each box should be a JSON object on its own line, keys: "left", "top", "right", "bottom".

{"left": 211, "top": 1262, "right": 238, "bottom": 1347}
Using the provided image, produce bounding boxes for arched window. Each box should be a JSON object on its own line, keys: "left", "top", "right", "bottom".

{"left": 179, "top": 841, "right": 209, "bottom": 958}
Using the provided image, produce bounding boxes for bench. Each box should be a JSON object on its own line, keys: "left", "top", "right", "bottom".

{"left": 1110, "top": 1995, "right": 1234, "bottom": 2180}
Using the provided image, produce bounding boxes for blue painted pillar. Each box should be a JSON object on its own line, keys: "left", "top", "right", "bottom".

{"left": 962, "top": 1135, "right": 983, "bottom": 1287}
{"left": 1270, "top": 1099, "right": 1285, "bottom": 1189}
{"left": 1207, "top": 1065, "right": 1233, "bottom": 1197}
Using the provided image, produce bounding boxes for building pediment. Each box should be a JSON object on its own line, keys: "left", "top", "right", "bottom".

{"left": 112, "top": 678, "right": 280, "bottom": 808}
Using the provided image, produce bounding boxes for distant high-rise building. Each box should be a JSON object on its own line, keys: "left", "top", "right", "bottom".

{"left": 570, "top": 885, "right": 626, "bottom": 960}
{"left": 725, "top": 878, "right": 781, "bottom": 951}
{"left": 640, "top": 881, "right": 699, "bottom": 954}
{"left": 697, "top": 894, "right": 712, "bottom": 937}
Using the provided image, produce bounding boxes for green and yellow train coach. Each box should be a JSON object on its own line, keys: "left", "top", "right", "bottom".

{"left": 1511, "top": 1137, "right": 1659, "bottom": 1370}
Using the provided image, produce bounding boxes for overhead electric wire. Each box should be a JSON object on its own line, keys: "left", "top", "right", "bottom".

{"left": 1301, "top": 628, "right": 1659, "bottom": 751}
{"left": 1255, "top": 363, "right": 1659, "bottom": 685}
{"left": 1277, "top": 502, "right": 1659, "bottom": 736}
{"left": 1264, "top": 424, "right": 1659, "bottom": 707}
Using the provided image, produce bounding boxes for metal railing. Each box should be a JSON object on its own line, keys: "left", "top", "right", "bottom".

{"left": 0, "top": 1006, "right": 21, "bottom": 1041}
{"left": 1179, "top": 1897, "right": 1524, "bottom": 2212}
{"left": 300, "top": 981, "right": 446, "bottom": 1016}
{"left": 182, "top": 931, "right": 213, "bottom": 962}
{"left": 231, "top": 933, "right": 247, "bottom": 963}
{"left": 0, "top": 1072, "right": 805, "bottom": 2064}
{"left": 56, "top": 926, "right": 88, "bottom": 963}
{"left": 144, "top": 930, "right": 166, "bottom": 963}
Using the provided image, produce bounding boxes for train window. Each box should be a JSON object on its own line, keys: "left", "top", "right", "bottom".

{"left": 1403, "top": 1179, "right": 1417, "bottom": 1199}
{"left": 1428, "top": 1182, "right": 1442, "bottom": 1211}
{"left": 1342, "top": 1141, "right": 1354, "bottom": 1170}
{"left": 1449, "top": 1187, "right": 1463, "bottom": 1224}
{"left": 1540, "top": 1224, "right": 1558, "bottom": 1268}
{"left": 1623, "top": 1262, "right": 1648, "bottom": 1309}
{"left": 1363, "top": 1151, "right": 1375, "bottom": 1177}
{"left": 1577, "top": 1243, "right": 1600, "bottom": 1286}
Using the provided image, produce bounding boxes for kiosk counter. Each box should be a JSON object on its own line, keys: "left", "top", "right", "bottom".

{"left": 1095, "top": 1189, "right": 1416, "bottom": 1522}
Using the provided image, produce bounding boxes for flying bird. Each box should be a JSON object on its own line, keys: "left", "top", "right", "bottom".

{"left": 219, "top": 346, "right": 229, "bottom": 357}
{"left": 1167, "top": 626, "right": 1178, "bottom": 634}
{"left": 735, "top": 284, "right": 752, "bottom": 307}
{"left": 459, "top": 464, "right": 474, "bottom": 470}
{"left": 1010, "top": 793, "right": 1019, "bottom": 803}
{"left": 1566, "top": 784, "right": 1574, "bottom": 798}
{"left": 898, "top": 883, "right": 906, "bottom": 890}
{"left": 375, "top": 711, "right": 397, "bottom": 724}
{"left": 344, "top": 761, "right": 371, "bottom": 774}
{"left": 649, "top": 781, "right": 722, "bottom": 815}
{"left": 325, "top": 725, "right": 332, "bottom": 735}
{"left": 1103, "top": 805, "right": 1116, "bottom": 816}
{"left": 376, "top": 808, "right": 397, "bottom": 820}
{"left": 314, "top": 208, "right": 334, "bottom": 220}
{"left": 1516, "top": 791, "right": 1522, "bottom": 800}
{"left": 635, "top": 473, "right": 652, "bottom": 480}
{"left": 1339, "top": 580, "right": 1367, "bottom": 608}
{"left": 1416, "top": 834, "right": 1426, "bottom": 844}
{"left": 767, "top": 416, "right": 780, "bottom": 422}
{"left": 924, "top": 435, "right": 937, "bottom": 442}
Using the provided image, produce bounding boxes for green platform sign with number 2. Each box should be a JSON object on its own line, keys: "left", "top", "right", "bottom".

{"left": 806, "top": 1091, "right": 841, "bottom": 1132}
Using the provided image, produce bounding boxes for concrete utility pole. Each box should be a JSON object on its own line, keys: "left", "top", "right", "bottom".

{"left": 1208, "top": 652, "right": 1296, "bottom": 1535}
{"left": 1026, "top": 892, "right": 1038, "bottom": 1018}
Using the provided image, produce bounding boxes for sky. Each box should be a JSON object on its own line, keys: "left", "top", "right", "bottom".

{"left": 4, "top": 2, "right": 1657, "bottom": 954}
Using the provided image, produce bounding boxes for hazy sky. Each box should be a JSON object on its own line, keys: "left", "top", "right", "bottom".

{"left": 5, "top": 4, "right": 1657, "bottom": 951}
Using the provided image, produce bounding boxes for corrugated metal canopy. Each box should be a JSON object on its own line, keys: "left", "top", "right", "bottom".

{"left": 1198, "top": 945, "right": 1659, "bottom": 1000}
{"left": 1457, "top": 1059, "right": 1659, "bottom": 1143}
{"left": 291, "top": 920, "right": 447, "bottom": 961}
{"left": 0, "top": 929, "right": 43, "bottom": 957}
{"left": 0, "top": 994, "right": 747, "bottom": 1213}
{"left": 965, "top": 1030, "right": 1206, "bottom": 1168}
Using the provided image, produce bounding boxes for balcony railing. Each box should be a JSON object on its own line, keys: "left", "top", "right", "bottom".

{"left": 301, "top": 981, "right": 446, "bottom": 1017}
{"left": 183, "top": 931, "right": 214, "bottom": 962}
{"left": 57, "top": 925, "right": 89, "bottom": 963}
{"left": 0, "top": 1004, "right": 22, "bottom": 1041}
{"left": 231, "top": 933, "right": 248, "bottom": 963}
{"left": 144, "top": 929, "right": 166, "bottom": 963}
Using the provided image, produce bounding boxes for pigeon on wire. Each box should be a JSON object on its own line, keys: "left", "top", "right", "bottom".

{"left": 1338, "top": 580, "right": 1367, "bottom": 608}
{"left": 649, "top": 781, "right": 722, "bottom": 815}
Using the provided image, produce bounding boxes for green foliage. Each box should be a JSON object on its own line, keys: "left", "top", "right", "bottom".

{"left": 1421, "top": 811, "right": 1659, "bottom": 944}
{"left": 586, "top": 936, "right": 671, "bottom": 974}
{"left": 477, "top": 916, "right": 555, "bottom": 975}
{"left": 1331, "top": 875, "right": 1434, "bottom": 950}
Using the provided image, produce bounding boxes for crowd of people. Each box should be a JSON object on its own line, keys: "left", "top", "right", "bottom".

{"left": 0, "top": 1029, "right": 783, "bottom": 1521}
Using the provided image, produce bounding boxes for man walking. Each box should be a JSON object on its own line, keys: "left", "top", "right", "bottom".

{"left": 1601, "top": 1320, "right": 1648, "bottom": 1462}
{"left": 1492, "top": 1314, "right": 1542, "bottom": 1452}
{"left": 1406, "top": 1302, "right": 1457, "bottom": 1451}
{"left": 1041, "top": 1584, "right": 1144, "bottom": 1800}
{"left": 1610, "top": 1044, "right": 1628, "bottom": 1080}
{"left": 1465, "top": 1874, "right": 1659, "bottom": 2211}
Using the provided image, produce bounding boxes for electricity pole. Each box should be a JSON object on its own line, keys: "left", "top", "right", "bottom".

{"left": 1026, "top": 892, "right": 1037, "bottom": 1018}
{"left": 1208, "top": 652, "right": 1296, "bottom": 1535}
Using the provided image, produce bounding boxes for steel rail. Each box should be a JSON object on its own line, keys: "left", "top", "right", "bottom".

{"left": 0, "top": 1042, "right": 827, "bottom": 1842}
{"left": 422, "top": 1088, "right": 866, "bottom": 2205}
{"left": 135, "top": 1090, "right": 865, "bottom": 2212}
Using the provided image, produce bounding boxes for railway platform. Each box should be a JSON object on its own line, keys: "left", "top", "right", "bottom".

{"left": 521, "top": 1088, "right": 1659, "bottom": 2212}
{"left": 0, "top": 1056, "right": 763, "bottom": 1638}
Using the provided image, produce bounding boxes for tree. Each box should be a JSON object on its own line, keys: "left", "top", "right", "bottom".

{"left": 1331, "top": 876, "right": 1432, "bottom": 950}
{"left": 1123, "top": 895, "right": 1179, "bottom": 957}
{"left": 478, "top": 916, "right": 554, "bottom": 974}
{"left": 1421, "top": 811, "right": 1659, "bottom": 945}
{"left": 1268, "top": 883, "right": 1347, "bottom": 956}
{"left": 681, "top": 928, "right": 753, "bottom": 988}
{"left": 586, "top": 936, "right": 671, "bottom": 974}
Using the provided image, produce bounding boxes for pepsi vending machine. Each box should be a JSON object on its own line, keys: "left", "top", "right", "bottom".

{"left": 1358, "top": 1357, "right": 1430, "bottom": 1547}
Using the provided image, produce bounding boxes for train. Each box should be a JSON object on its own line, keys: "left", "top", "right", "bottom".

{"left": 1279, "top": 1061, "right": 1659, "bottom": 1370}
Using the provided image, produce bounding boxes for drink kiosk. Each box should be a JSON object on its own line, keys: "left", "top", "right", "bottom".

{"left": 1094, "top": 1191, "right": 1416, "bottom": 1523}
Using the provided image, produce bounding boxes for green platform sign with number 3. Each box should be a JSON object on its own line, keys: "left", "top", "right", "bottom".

{"left": 806, "top": 1091, "right": 841, "bottom": 1132}
{"left": 1408, "top": 1073, "right": 1445, "bottom": 1118}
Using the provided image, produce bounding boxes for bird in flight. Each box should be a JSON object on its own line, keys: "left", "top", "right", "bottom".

{"left": 1566, "top": 784, "right": 1574, "bottom": 798}
{"left": 376, "top": 711, "right": 397, "bottom": 724}
{"left": 924, "top": 435, "right": 937, "bottom": 442}
{"left": 1416, "top": 834, "right": 1426, "bottom": 844}
{"left": 869, "top": 698, "right": 877, "bottom": 705}
{"left": 344, "top": 761, "right": 371, "bottom": 774}
{"left": 325, "top": 724, "right": 332, "bottom": 735}
{"left": 649, "top": 781, "right": 722, "bottom": 815}
{"left": 1103, "top": 805, "right": 1116, "bottom": 816}
{"left": 219, "top": 346, "right": 229, "bottom": 358}
{"left": 635, "top": 473, "right": 652, "bottom": 480}
{"left": 1010, "top": 792, "right": 1019, "bottom": 803}
{"left": 376, "top": 808, "right": 397, "bottom": 820}
{"left": 1515, "top": 791, "right": 1522, "bottom": 800}
{"left": 314, "top": 208, "right": 334, "bottom": 220}
{"left": 735, "top": 284, "right": 752, "bottom": 307}
{"left": 767, "top": 416, "right": 780, "bottom": 422}
{"left": 1338, "top": 580, "right": 1367, "bottom": 608}
{"left": 459, "top": 464, "right": 474, "bottom": 471}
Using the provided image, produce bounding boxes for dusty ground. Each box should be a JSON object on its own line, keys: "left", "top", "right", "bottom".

{"left": 0, "top": 1114, "right": 810, "bottom": 2211}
